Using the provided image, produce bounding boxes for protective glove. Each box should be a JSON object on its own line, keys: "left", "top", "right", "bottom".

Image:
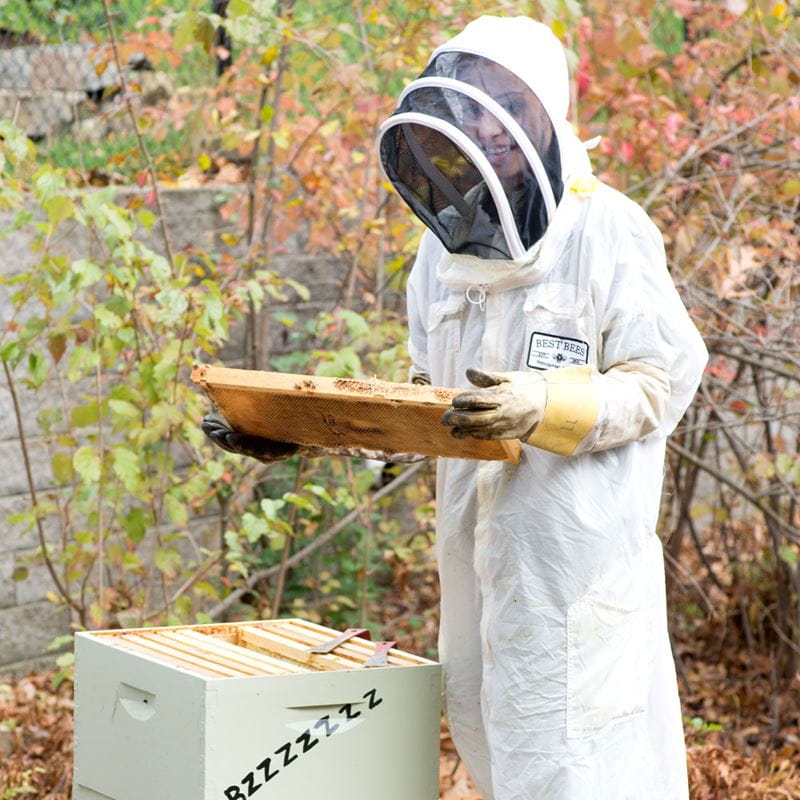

{"left": 410, "top": 368, "right": 432, "bottom": 386}
{"left": 441, "top": 368, "right": 547, "bottom": 440}
{"left": 442, "top": 362, "right": 670, "bottom": 457}
{"left": 202, "top": 411, "right": 301, "bottom": 464}
{"left": 202, "top": 411, "right": 428, "bottom": 465}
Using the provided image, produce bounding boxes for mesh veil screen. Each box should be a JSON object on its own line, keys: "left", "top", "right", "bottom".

{"left": 380, "top": 52, "right": 564, "bottom": 259}
{"left": 383, "top": 122, "right": 509, "bottom": 258}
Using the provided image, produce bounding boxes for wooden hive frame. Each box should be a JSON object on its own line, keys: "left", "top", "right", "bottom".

{"left": 192, "top": 364, "right": 521, "bottom": 463}
{"left": 94, "top": 619, "right": 435, "bottom": 678}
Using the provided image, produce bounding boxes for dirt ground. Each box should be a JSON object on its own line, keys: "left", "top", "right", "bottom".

{"left": 1, "top": 666, "right": 799, "bottom": 799}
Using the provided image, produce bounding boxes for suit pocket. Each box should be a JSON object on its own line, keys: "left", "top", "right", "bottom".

{"left": 523, "top": 282, "right": 596, "bottom": 371}
{"left": 566, "top": 565, "right": 647, "bottom": 738}
{"left": 427, "top": 296, "right": 464, "bottom": 386}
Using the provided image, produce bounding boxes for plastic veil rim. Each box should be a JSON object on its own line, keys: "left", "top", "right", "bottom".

{"left": 377, "top": 111, "right": 527, "bottom": 260}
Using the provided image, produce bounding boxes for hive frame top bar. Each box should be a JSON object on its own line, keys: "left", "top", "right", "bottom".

{"left": 191, "top": 364, "right": 521, "bottom": 464}
{"left": 80, "top": 618, "right": 438, "bottom": 680}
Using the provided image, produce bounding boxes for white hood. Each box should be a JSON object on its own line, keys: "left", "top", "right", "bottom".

{"left": 378, "top": 15, "right": 592, "bottom": 268}
{"left": 430, "top": 15, "right": 592, "bottom": 183}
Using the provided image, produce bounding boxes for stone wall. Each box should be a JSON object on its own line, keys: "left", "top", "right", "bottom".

{"left": 0, "top": 186, "right": 347, "bottom": 672}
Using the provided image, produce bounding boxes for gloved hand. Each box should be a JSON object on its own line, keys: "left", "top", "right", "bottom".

{"left": 202, "top": 411, "right": 301, "bottom": 464}
{"left": 441, "top": 368, "right": 547, "bottom": 440}
{"left": 409, "top": 366, "right": 432, "bottom": 385}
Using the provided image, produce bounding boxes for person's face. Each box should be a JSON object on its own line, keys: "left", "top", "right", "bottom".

{"left": 458, "top": 62, "right": 532, "bottom": 186}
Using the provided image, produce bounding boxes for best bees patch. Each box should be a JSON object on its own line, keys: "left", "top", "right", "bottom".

{"left": 527, "top": 332, "right": 589, "bottom": 370}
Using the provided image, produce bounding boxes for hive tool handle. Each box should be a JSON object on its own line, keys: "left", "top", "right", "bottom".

{"left": 363, "top": 641, "right": 396, "bottom": 668}
{"left": 308, "top": 627, "right": 371, "bottom": 654}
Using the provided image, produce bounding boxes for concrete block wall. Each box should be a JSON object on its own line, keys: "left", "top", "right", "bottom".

{"left": 0, "top": 186, "right": 351, "bottom": 671}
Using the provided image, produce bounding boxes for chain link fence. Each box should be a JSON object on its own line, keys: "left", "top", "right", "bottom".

{"left": 0, "top": 36, "right": 124, "bottom": 140}
{"left": 0, "top": 3, "right": 228, "bottom": 143}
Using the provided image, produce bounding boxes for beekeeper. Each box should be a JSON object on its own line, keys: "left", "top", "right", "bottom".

{"left": 203, "top": 14, "right": 708, "bottom": 799}
{"left": 375, "top": 15, "right": 707, "bottom": 800}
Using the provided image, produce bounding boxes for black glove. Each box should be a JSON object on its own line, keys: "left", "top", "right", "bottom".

{"left": 201, "top": 412, "right": 301, "bottom": 464}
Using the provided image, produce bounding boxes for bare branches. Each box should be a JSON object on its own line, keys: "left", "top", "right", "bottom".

{"left": 638, "top": 98, "right": 795, "bottom": 211}
{"left": 2, "top": 361, "right": 84, "bottom": 621}
{"left": 667, "top": 439, "right": 800, "bottom": 541}
{"left": 100, "top": 0, "right": 176, "bottom": 271}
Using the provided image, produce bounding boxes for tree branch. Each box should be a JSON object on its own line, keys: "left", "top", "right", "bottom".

{"left": 101, "top": 0, "right": 176, "bottom": 271}
{"left": 667, "top": 439, "right": 800, "bottom": 543}
{"left": 2, "top": 361, "right": 84, "bottom": 620}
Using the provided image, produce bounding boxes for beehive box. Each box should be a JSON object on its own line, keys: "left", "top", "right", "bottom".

{"left": 73, "top": 619, "right": 442, "bottom": 800}
{"left": 192, "top": 364, "right": 521, "bottom": 463}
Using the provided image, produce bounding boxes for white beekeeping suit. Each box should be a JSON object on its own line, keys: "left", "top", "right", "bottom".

{"left": 377, "top": 15, "right": 707, "bottom": 800}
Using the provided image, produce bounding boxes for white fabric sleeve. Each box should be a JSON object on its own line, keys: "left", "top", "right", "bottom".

{"left": 526, "top": 362, "right": 670, "bottom": 457}
{"left": 571, "top": 361, "right": 671, "bottom": 455}
{"left": 596, "top": 207, "right": 707, "bottom": 438}
{"left": 530, "top": 205, "right": 707, "bottom": 458}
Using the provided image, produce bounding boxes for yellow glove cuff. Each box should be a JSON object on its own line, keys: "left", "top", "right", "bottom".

{"left": 525, "top": 366, "right": 599, "bottom": 456}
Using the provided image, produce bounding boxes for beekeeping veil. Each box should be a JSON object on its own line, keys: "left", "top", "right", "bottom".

{"left": 378, "top": 17, "right": 588, "bottom": 261}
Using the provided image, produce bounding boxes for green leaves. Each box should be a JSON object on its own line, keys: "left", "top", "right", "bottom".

{"left": 336, "top": 309, "right": 369, "bottom": 339}
{"left": 228, "top": 0, "right": 255, "bottom": 18}
{"left": 43, "top": 195, "right": 75, "bottom": 228}
{"left": 71, "top": 259, "right": 103, "bottom": 290}
{"left": 197, "top": 280, "right": 227, "bottom": 341}
{"left": 73, "top": 446, "right": 101, "bottom": 483}
{"left": 241, "top": 511, "right": 269, "bottom": 543}
{"left": 154, "top": 547, "right": 182, "bottom": 579}
{"left": 112, "top": 447, "right": 142, "bottom": 494}
{"left": 164, "top": 493, "right": 189, "bottom": 527}
{"left": 0, "top": 119, "right": 34, "bottom": 165}
{"left": 139, "top": 402, "right": 183, "bottom": 444}
{"left": 71, "top": 403, "right": 100, "bottom": 428}
{"left": 51, "top": 452, "right": 74, "bottom": 485}
{"left": 174, "top": 12, "right": 215, "bottom": 54}
{"left": 66, "top": 346, "right": 100, "bottom": 383}
{"left": 284, "top": 278, "right": 310, "bottom": 302}
{"left": 0, "top": 5, "right": 437, "bottom": 634}
{"left": 25, "top": 350, "right": 47, "bottom": 388}
{"left": 778, "top": 179, "right": 800, "bottom": 200}
{"left": 108, "top": 399, "right": 140, "bottom": 424}
{"left": 33, "top": 167, "right": 66, "bottom": 205}
{"left": 650, "top": 4, "right": 685, "bottom": 58}
{"left": 314, "top": 346, "right": 362, "bottom": 378}
{"left": 123, "top": 508, "right": 149, "bottom": 544}
{"left": 137, "top": 209, "right": 157, "bottom": 231}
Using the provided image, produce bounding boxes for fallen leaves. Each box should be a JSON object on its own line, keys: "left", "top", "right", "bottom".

{"left": 440, "top": 720, "right": 482, "bottom": 800}
{"left": 0, "top": 673, "right": 73, "bottom": 798}
{"left": 687, "top": 744, "right": 800, "bottom": 800}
